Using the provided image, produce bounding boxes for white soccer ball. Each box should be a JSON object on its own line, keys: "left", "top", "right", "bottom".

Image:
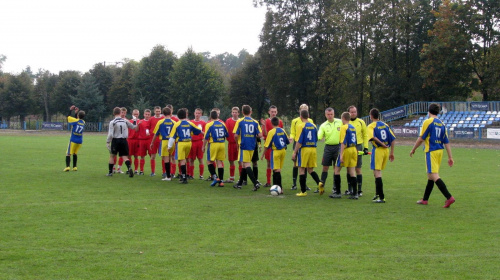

{"left": 270, "top": 185, "right": 282, "bottom": 196}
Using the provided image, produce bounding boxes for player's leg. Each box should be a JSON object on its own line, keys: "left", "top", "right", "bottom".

{"left": 297, "top": 166, "right": 307, "bottom": 196}
{"left": 265, "top": 148, "right": 272, "bottom": 187}
{"left": 356, "top": 144, "right": 363, "bottom": 196}
{"left": 64, "top": 141, "right": 72, "bottom": 171}
{"left": 347, "top": 166, "right": 358, "bottom": 199}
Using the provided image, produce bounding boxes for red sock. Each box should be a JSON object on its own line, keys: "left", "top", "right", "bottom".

{"left": 199, "top": 164, "right": 204, "bottom": 176}
{"left": 134, "top": 158, "right": 138, "bottom": 171}
{"left": 171, "top": 163, "right": 176, "bottom": 175}
{"left": 266, "top": 168, "right": 272, "bottom": 184}
{"left": 162, "top": 159, "right": 166, "bottom": 174}
{"left": 118, "top": 157, "right": 124, "bottom": 167}
{"left": 150, "top": 159, "right": 155, "bottom": 174}
{"left": 230, "top": 165, "right": 235, "bottom": 177}
{"left": 189, "top": 164, "right": 194, "bottom": 177}
{"left": 186, "top": 162, "right": 191, "bottom": 176}
{"left": 140, "top": 159, "right": 145, "bottom": 171}
{"left": 113, "top": 156, "right": 117, "bottom": 169}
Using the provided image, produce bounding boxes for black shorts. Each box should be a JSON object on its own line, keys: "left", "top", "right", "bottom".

{"left": 111, "top": 138, "right": 129, "bottom": 157}
{"left": 252, "top": 145, "right": 259, "bottom": 162}
{"left": 322, "top": 144, "right": 340, "bottom": 166}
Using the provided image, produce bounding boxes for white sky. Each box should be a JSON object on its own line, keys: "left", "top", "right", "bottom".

{"left": 0, "top": 0, "right": 267, "bottom": 74}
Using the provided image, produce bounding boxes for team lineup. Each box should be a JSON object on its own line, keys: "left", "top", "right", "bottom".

{"left": 64, "top": 103, "right": 455, "bottom": 207}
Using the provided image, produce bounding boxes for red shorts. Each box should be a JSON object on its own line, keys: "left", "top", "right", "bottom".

{"left": 228, "top": 142, "right": 239, "bottom": 161}
{"left": 128, "top": 139, "right": 139, "bottom": 156}
{"left": 189, "top": 140, "right": 203, "bottom": 160}
{"left": 138, "top": 139, "right": 153, "bottom": 157}
{"left": 265, "top": 148, "right": 272, "bottom": 161}
{"left": 151, "top": 138, "right": 160, "bottom": 155}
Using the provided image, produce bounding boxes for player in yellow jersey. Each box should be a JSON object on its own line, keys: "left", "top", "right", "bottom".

{"left": 347, "top": 105, "right": 369, "bottom": 196}
{"left": 289, "top": 104, "right": 313, "bottom": 190}
{"left": 64, "top": 105, "right": 85, "bottom": 172}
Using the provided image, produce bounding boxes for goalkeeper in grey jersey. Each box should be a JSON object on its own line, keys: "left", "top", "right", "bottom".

{"left": 106, "top": 107, "right": 137, "bottom": 177}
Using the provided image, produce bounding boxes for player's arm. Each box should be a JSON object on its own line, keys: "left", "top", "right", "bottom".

{"left": 409, "top": 137, "right": 424, "bottom": 157}
{"left": 317, "top": 123, "right": 325, "bottom": 141}
{"left": 233, "top": 120, "right": 241, "bottom": 143}
{"left": 260, "top": 119, "right": 267, "bottom": 137}
{"left": 389, "top": 140, "right": 395, "bottom": 162}
{"left": 106, "top": 120, "right": 114, "bottom": 150}
{"left": 289, "top": 118, "right": 296, "bottom": 141}
{"left": 444, "top": 143, "right": 454, "bottom": 167}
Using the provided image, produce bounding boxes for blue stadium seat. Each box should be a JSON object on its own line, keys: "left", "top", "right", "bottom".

{"left": 457, "top": 124, "right": 463, "bottom": 128}
{"left": 487, "top": 121, "right": 493, "bottom": 125}
{"left": 480, "top": 124, "right": 486, "bottom": 128}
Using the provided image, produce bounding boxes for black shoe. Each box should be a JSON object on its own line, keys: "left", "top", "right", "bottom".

{"left": 358, "top": 191, "right": 363, "bottom": 197}
{"left": 242, "top": 181, "right": 248, "bottom": 186}
{"left": 329, "top": 193, "right": 342, "bottom": 198}
{"left": 314, "top": 189, "right": 319, "bottom": 193}
{"left": 129, "top": 169, "right": 134, "bottom": 178}
{"left": 180, "top": 180, "right": 188, "bottom": 184}
{"left": 291, "top": 185, "right": 297, "bottom": 190}
{"left": 106, "top": 173, "right": 113, "bottom": 177}
{"left": 253, "top": 183, "right": 262, "bottom": 191}
{"left": 234, "top": 183, "right": 242, "bottom": 189}
{"left": 306, "top": 186, "right": 311, "bottom": 191}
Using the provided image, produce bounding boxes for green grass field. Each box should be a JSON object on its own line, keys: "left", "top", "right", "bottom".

{"left": 1, "top": 133, "right": 499, "bottom": 279}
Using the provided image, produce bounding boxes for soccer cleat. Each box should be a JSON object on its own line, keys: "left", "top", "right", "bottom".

{"left": 106, "top": 173, "right": 113, "bottom": 176}
{"left": 117, "top": 169, "right": 124, "bottom": 174}
{"left": 373, "top": 199, "right": 385, "bottom": 203}
{"left": 162, "top": 177, "right": 172, "bottom": 181}
{"left": 263, "top": 183, "right": 271, "bottom": 188}
{"left": 72, "top": 167, "right": 78, "bottom": 171}
{"left": 253, "top": 183, "right": 262, "bottom": 191}
{"left": 233, "top": 183, "right": 242, "bottom": 189}
{"left": 348, "top": 195, "right": 359, "bottom": 200}
{"left": 162, "top": 173, "right": 167, "bottom": 178}
{"left": 372, "top": 195, "right": 379, "bottom": 201}
{"left": 113, "top": 169, "right": 117, "bottom": 174}
{"left": 314, "top": 189, "right": 319, "bottom": 193}
{"left": 306, "top": 186, "right": 311, "bottom": 191}
{"left": 242, "top": 181, "right": 248, "bottom": 186}
{"left": 417, "top": 199, "right": 428, "bottom": 205}
{"left": 199, "top": 175, "right": 204, "bottom": 180}
{"left": 150, "top": 173, "right": 156, "bottom": 177}
{"left": 443, "top": 196, "right": 455, "bottom": 208}
{"left": 225, "top": 178, "right": 235, "bottom": 183}
{"left": 139, "top": 171, "right": 144, "bottom": 175}
{"left": 129, "top": 169, "right": 134, "bottom": 178}
{"left": 180, "top": 180, "right": 188, "bottom": 184}
{"left": 210, "top": 178, "right": 220, "bottom": 187}
{"left": 188, "top": 176, "right": 194, "bottom": 180}
{"left": 63, "top": 167, "right": 70, "bottom": 172}
{"left": 344, "top": 190, "right": 352, "bottom": 196}
{"left": 318, "top": 182, "right": 325, "bottom": 195}
{"left": 329, "top": 193, "right": 342, "bottom": 199}
{"left": 218, "top": 182, "right": 224, "bottom": 187}
{"left": 358, "top": 191, "right": 363, "bottom": 197}
{"left": 134, "top": 170, "right": 138, "bottom": 175}
{"left": 291, "top": 185, "right": 297, "bottom": 190}
{"left": 296, "top": 192, "right": 307, "bottom": 197}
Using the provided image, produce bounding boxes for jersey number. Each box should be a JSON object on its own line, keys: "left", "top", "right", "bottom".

{"left": 244, "top": 124, "right": 254, "bottom": 134}
{"left": 75, "top": 125, "right": 84, "bottom": 133}
{"left": 380, "top": 130, "right": 387, "bottom": 140}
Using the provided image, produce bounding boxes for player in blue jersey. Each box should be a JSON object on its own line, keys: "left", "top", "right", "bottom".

{"left": 151, "top": 107, "right": 177, "bottom": 181}
{"left": 233, "top": 105, "right": 263, "bottom": 191}
{"left": 63, "top": 105, "right": 85, "bottom": 172}
{"left": 332, "top": 112, "right": 359, "bottom": 199}
{"left": 410, "top": 103, "right": 455, "bottom": 208}
{"left": 167, "top": 109, "right": 202, "bottom": 184}
{"left": 367, "top": 108, "right": 396, "bottom": 203}
{"left": 291, "top": 110, "right": 323, "bottom": 196}
{"left": 203, "top": 110, "right": 229, "bottom": 187}
{"left": 262, "top": 117, "right": 290, "bottom": 194}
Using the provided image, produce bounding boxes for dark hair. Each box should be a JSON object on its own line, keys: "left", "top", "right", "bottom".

{"left": 428, "top": 103, "right": 440, "bottom": 115}
{"left": 166, "top": 104, "right": 173, "bottom": 110}
{"left": 177, "top": 109, "right": 186, "bottom": 119}
{"left": 210, "top": 110, "right": 218, "bottom": 120}
{"left": 163, "top": 107, "right": 171, "bottom": 116}
{"left": 78, "top": 111, "right": 85, "bottom": 120}
{"left": 347, "top": 105, "right": 356, "bottom": 112}
{"left": 154, "top": 106, "right": 161, "bottom": 110}
{"left": 113, "top": 107, "right": 121, "bottom": 115}
{"left": 341, "top": 112, "right": 350, "bottom": 121}
{"left": 300, "top": 109, "right": 309, "bottom": 119}
{"left": 269, "top": 105, "right": 277, "bottom": 110}
{"left": 370, "top": 108, "right": 380, "bottom": 119}
{"left": 242, "top": 105, "right": 251, "bottom": 115}
{"left": 325, "top": 107, "right": 334, "bottom": 113}
{"left": 271, "top": 117, "right": 279, "bottom": 126}
{"left": 144, "top": 109, "right": 151, "bottom": 113}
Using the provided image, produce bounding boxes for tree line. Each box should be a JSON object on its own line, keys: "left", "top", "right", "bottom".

{"left": 0, "top": 0, "right": 499, "bottom": 124}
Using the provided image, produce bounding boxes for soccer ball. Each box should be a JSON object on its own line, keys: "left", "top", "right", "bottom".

{"left": 270, "top": 185, "right": 282, "bottom": 196}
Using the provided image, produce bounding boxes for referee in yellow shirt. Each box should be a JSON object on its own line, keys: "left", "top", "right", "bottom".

{"left": 348, "top": 105, "right": 369, "bottom": 196}
{"left": 316, "top": 107, "right": 343, "bottom": 195}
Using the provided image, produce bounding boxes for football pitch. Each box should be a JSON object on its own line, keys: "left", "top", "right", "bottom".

{"left": 1, "top": 133, "right": 498, "bottom": 279}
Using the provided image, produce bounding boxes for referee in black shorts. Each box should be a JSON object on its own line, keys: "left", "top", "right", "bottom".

{"left": 106, "top": 107, "right": 137, "bottom": 177}
{"left": 316, "top": 108, "right": 342, "bottom": 196}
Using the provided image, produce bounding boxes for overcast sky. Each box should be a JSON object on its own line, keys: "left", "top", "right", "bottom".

{"left": 0, "top": 0, "right": 267, "bottom": 74}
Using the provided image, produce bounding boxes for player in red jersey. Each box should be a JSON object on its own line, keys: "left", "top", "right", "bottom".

{"left": 148, "top": 106, "right": 165, "bottom": 176}
{"left": 225, "top": 106, "right": 242, "bottom": 182}
{"left": 260, "top": 105, "right": 284, "bottom": 187}
{"left": 166, "top": 104, "right": 179, "bottom": 177}
{"left": 127, "top": 109, "right": 140, "bottom": 174}
{"left": 188, "top": 108, "right": 206, "bottom": 179}
{"left": 137, "top": 109, "right": 152, "bottom": 175}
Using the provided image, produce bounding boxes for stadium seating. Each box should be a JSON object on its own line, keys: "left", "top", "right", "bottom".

{"left": 403, "top": 110, "right": 499, "bottom": 129}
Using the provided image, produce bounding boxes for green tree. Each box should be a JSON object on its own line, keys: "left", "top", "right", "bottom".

{"left": 35, "top": 70, "right": 59, "bottom": 121}
{"left": 169, "top": 48, "right": 225, "bottom": 115}
{"left": 53, "top": 71, "right": 81, "bottom": 115}
{"left": 90, "top": 63, "right": 115, "bottom": 110}
{"left": 134, "top": 45, "right": 176, "bottom": 107}
{"left": 0, "top": 54, "right": 6, "bottom": 73}
{"left": 107, "top": 60, "right": 139, "bottom": 110}
{"left": 0, "top": 72, "right": 35, "bottom": 122}
{"left": 71, "top": 73, "right": 105, "bottom": 122}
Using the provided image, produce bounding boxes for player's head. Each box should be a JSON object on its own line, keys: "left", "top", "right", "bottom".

{"left": 177, "top": 108, "right": 186, "bottom": 119}
{"left": 132, "top": 109, "right": 140, "bottom": 119}
{"left": 210, "top": 110, "right": 218, "bottom": 120}
{"left": 77, "top": 110, "right": 85, "bottom": 120}
{"left": 348, "top": 105, "right": 357, "bottom": 119}
{"left": 113, "top": 107, "right": 121, "bottom": 116}
{"left": 120, "top": 107, "right": 127, "bottom": 118}
{"left": 242, "top": 105, "right": 252, "bottom": 116}
{"left": 271, "top": 117, "right": 280, "bottom": 127}
{"left": 212, "top": 107, "right": 220, "bottom": 117}
{"left": 163, "top": 107, "right": 171, "bottom": 116}
{"left": 370, "top": 108, "right": 380, "bottom": 120}
{"left": 300, "top": 109, "right": 309, "bottom": 120}
{"left": 154, "top": 106, "right": 161, "bottom": 116}
{"left": 166, "top": 104, "right": 173, "bottom": 111}
{"left": 269, "top": 105, "right": 278, "bottom": 118}
{"left": 195, "top": 108, "right": 202, "bottom": 119}
{"left": 325, "top": 107, "right": 334, "bottom": 121}
{"left": 144, "top": 109, "right": 151, "bottom": 119}
{"left": 428, "top": 103, "right": 440, "bottom": 116}
{"left": 181, "top": 108, "right": 189, "bottom": 117}
{"left": 341, "top": 112, "right": 350, "bottom": 123}
{"left": 299, "top": 104, "right": 309, "bottom": 112}
{"left": 231, "top": 107, "right": 240, "bottom": 119}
